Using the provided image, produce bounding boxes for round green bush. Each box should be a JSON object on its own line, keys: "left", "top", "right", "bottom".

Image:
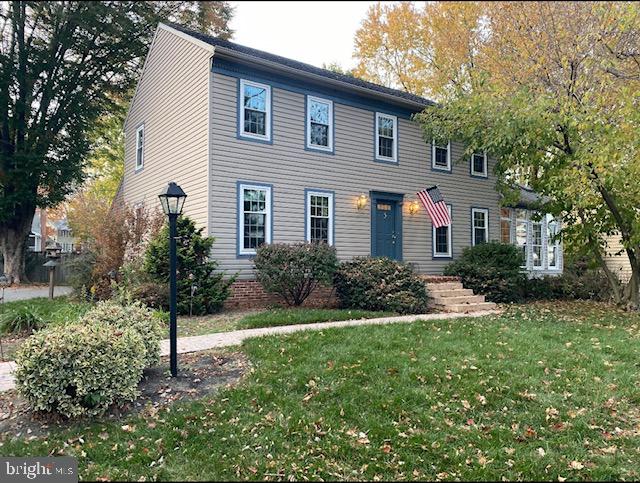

{"left": 334, "top": 257, "right": 429, "bottom": 314}
{"left": 14, "top": 323, "right": 145, "bottom": 418}
{"left": 80, "top": 301, "right": 164, "bottom": 367}
{"left": 444, "top": 242, "right": 526, "bottom": 303}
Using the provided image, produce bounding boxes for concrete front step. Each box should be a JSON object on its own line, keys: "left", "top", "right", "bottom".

{"left": 431, "top": 294, "right": 485, "bottom": 305}
{"left": 428, "top": 288, "right": 474, "bottom": 298}
{"left": 425, "top": 282, "right": 464, "bottom": 291}
{"left": 434, "top": 301, "right": 497, "bottom": 313}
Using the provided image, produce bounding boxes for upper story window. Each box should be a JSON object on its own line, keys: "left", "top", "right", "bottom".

{"left": 433, "top": 204, "right": 452, "bottom": 258}
{"left": 240, "top": 79, "right": 271, "bottom": 141}
{"left": 471, "top": 152, "right": 487, "bottom": 177}
{"left": 375, "top": 113, "right": 397, "bottom": 163}
{"left": 238, "top": 183, "right": 272, "bottom": 255}
{"left": 432, "top": 140, "right": 451, "bottom": 171}
{"left": 306, "top": 96, "right": 333, "bottom": 152}
{"left": 472, "top": 208, "right": 489, "bottom": 246}
{"left": 135, "top": 124, "right": 145, "bottom": 171}
{"left": 500, "top": 208, "right": 513, "bottom": 244}
{"left": 306, "top": 190, "right": 334, "bottom": 245}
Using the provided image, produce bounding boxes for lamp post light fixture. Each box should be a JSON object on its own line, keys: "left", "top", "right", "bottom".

{"left": 158, "top": 181, "right": 187, "bottom": 377}
{"left": 408, "top": 200, "right": 420, "bottom": 215}
{"left": 356, "top": 193, "right": 368, "bottom": 210}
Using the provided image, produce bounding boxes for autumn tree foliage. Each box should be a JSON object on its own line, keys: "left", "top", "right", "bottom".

{"left": 356, "top": 2, "right": 640, "bottom": 307}
{"left": 0, "top": 1, "right": 234, "bottom": 283}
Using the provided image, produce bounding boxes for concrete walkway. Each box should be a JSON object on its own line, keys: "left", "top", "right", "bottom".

{"left": 0, "top": 310, "right": 499, "bottom": 392}
{"left": 2, "top": 286, "right": 72, "bottom": 302}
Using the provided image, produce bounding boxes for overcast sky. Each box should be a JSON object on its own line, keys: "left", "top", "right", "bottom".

{"left": 229, "top": 1, "right": 379, "bottom": 70}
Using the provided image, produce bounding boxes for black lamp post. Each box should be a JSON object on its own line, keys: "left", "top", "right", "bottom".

{"left": 158, "top": 182, "right": 187, "bottom": 377}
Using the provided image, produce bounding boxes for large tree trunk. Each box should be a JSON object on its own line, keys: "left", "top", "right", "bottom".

{"left": 622, "top": 250, "right": 640, "bottom": 310}
{"left": 0, "top": 211, "right": 34, "bottom": 284}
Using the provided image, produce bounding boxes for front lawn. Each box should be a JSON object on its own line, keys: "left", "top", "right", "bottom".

{"left": 2, "top": 301, "right": 640, "bottom": 481}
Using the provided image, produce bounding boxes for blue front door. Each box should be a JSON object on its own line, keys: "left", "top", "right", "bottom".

{"left": 372, "top": 195, "right": 402, "bottom": 260}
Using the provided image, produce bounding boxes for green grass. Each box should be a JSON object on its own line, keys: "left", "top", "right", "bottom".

{"left": 3, "top": 301, "right": 640, "bottom": 481}
{"left": 236, "top": 307, "right": 396, "bottom": 329}
{"left": 1, "top": 297, "right": 90, "bottom": 329}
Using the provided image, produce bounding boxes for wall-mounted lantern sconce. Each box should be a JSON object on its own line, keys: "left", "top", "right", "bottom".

{"left": 408, "top": 200, "right": 420, "bottom": 215}
{"left": 356, "top": 193, "right": 368, "bottom": 210}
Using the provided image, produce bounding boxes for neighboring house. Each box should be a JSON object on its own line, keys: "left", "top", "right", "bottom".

{"left": 605, "top": 235, "right": 633, "bottom": 283}
{"left": 48, "top": 218, "right": 77, "bottom": 253}
{"left": 28, "top": 208, "right": 46, "bottom": 252}
{"left": 116, "top": 23, "right": 563, "bottom": 294}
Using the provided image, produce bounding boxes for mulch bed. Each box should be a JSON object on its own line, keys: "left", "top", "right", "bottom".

{"left": 0, "top": 349, "right": 250, "bottom": 440}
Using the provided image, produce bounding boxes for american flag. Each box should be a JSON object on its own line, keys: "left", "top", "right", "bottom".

{"left": 417, "top": 186, "right": 451, "bottom": 228}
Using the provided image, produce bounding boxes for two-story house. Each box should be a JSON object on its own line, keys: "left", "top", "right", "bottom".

{"left": 115, "top": 23, "right": 563, "bottom": 306}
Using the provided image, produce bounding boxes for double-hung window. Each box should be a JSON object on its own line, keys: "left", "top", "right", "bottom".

{"left": 135, "top": 124, "right": 145, "bottom": 170}
{"left": 238, "top": 183, "right": 272, "bottom": 255}
{"left": 531, "top": 217, "right": 543, "bottom": 268}
{"left": 306, "top": 96, "right": 333, "bottom": 152}
{"left": 375, "top": 113, "right": 397, "bottom": 163}
{"left": 433, "top": 204, "right": 452, "bottom": 258}
{"left": 240, "top": 79, "right": 271, "bottom": 141}
{"left": 515, "top": 209, "right": 528, "bottom": 267}
{"left": 471, "top": 152, "right": 487, "bottom": 177}
{"left": 547, "top": 215, "right": 560, "bottom": 270}
{"left": 306, "top": 191, "right": 334, "bottom": 245}
{"left": 472, "top": 208, "right": 489, "bottom": 246}
{"left": 500, "top": 208, "right": 513, "bottom": 244}
{"left": 432, "top": 140, "right": 451, "bottom": 171}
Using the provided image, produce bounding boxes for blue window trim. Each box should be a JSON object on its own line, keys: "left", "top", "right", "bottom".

{"left": 237, "top": 78, "right": 273, "bottom": 145}
{"left": 134, "top": 122, "right": 145, "bottom": 173}
{"left": 214, "top": 57, "right": 420, "bottom": 120}
{"left": 236, "top": 180, "right": 274, "bottom": 259}
{"left": 432, "top": 203, "right": 453, "bottom": 260}
{"left": 469, "top": 152, "right": 488, "bottom": 179}
{"left": 470, "top": 206, "right": 489, "bottom": 246}
{"left": 431, "top": 140, "right": 452, "bottom": 173}
{"left": 304, "top": 95, "right": 335, "bottom": 155}
{"left": 373, "top": 112, "right": 399, "bottom": 165}
{"left": 304, "top": 188, "right": 336, "bottom": 246}
{"left": 370, "top": 190, "right": 404, "bottom": 260}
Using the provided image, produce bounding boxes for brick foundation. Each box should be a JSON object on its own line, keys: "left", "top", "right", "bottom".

{"left": 224, "top": 280, "right": 339, "bottom": 310}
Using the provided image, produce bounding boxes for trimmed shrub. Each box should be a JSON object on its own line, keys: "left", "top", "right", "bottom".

{"left": 444, "top": 242, "right": 526, "bottom": 303}
{"left": 144, "top": 216, "right": 235, "bottom": 315}
{"left": 0, "top": 305, "right": 44, "bottom": 335}
{"left": 14, "top": 323, "right": 145, "bottom": 418}
{"left": 254, "top": 243, "right": 339, "bottom": 306}
{"left": 80, "top": 301, "right": 164, "bottom": 367}
{"left": 334, "top": 257, "right": 429, "bottom": 314}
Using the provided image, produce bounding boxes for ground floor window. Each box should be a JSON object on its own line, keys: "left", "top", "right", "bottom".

{"left": 433, "top": 204, "right": 452, "bottom": 258}
{"left": 547, "top": 215, "right": 560, "bottom": 269}
{"left": 306, "top": 190, "right": 334, "bottom": 245}
{"left": 238, "top": 183, "right": 272, "bottom": 255}
{"left": 515, "top": 209, "right": 528, "bottom": 267}
{"left": 500, "top": 208, "right": 512, "bottom": 244}
{"left": 510, "top": 208, "right": 561, "bottom": 271}
{"left": 531, "top": 218, "right": 543, "bottom": 268}
{"left": 471, "top": 208, "right": 488, "bottom": 246}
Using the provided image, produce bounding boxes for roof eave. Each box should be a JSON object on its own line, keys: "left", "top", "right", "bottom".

{"left": 213, "top": 46, "right": 431, "bottom": 112}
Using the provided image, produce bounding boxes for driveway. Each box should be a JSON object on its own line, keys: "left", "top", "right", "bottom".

{"left": 1, "top": 286, "right": 73, "bottom": 303}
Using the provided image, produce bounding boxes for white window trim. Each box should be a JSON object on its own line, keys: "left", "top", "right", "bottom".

{"left": 305, "top": 191, "right": 334, "bottom": 245}
{"left": 471, "top": 208, "right": 489, "bottom": 246}
{"left": 432, "top": 140, "right": 451, "bottom": 171}
{"left": 375, "top": 112, "right": 398, "bottom": 163}
{"left": 547, "top": 215, "right": 561, "bottom": 270}
{"left": 238, "top": 183, "right": 272, "bottom": 255}
{"left": 471, "top": 152, "right": 488, "bottom": 177}
{"left": 135, "top": 124, "right": 145, "bottom": 170}
{"left": 433, "top": 204, "right": 452, "bottom": 258}
{"left": 306, "top": 96, "right": 333, "bottom": 151}
{"left": 239, "top": 79, "right": 272, "bottom": 141}
{"left": 531, "top": 217, "right": 544, "bottom": 270}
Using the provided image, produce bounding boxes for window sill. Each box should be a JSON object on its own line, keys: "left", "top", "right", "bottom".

{"left": 374, "top": 157, "right": 399, "bottom": 165}
{"left": 431, "top": 165, "right": 452, "bottom": 173}
{"left": 305, "top": 145, "right": 335, "bottom": 155}
{"left": 237, "top": 133, "right": 273, "bottom": 145}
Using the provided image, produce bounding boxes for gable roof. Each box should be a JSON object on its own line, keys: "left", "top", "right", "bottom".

{"left": 164, "top": 23, "right": 435, "bottom": 109}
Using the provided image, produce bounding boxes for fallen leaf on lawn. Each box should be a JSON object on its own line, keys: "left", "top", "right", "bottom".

{"left": 558, "top": 477, "right": 567, "bottom": 482}
{"left": 121, "top": 425, "right": 135, "bottom": 433}
{"left": 569, "top": 461, "right": 584, "bottom": 470}
{"left": 504, "top": 447, "right": 515, "bottom": 455}
{"left": 381, "top": 443, "right": 392, "bottom": 453}
{"left": 601, "top": 445, "right": 617, "bottom": 454}
{"left": 537, "top": 447, "right": 546, "bottom": 457}
{"left": 357, "top": 432, "right": 370, "bottom": 445}
{"left": 462, "top": 400, "right": 471, "bottom": 410}
{"left": 476, "top": 394, "right": 487, "bottom": 405}
{"left": 98, "top": 432, "right": 109, "bottom": 441}
{"left": 545, "top": 407, "right": 559, "bottom": 421}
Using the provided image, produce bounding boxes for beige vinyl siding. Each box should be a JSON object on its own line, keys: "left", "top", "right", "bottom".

{"left": 210, "top": 72, "right": 501, "bottom": 279}
{"left": 120, "top": 26, "right": 212, "bottom": 230}
{"left": 605, "top": 234, "right": 632, "bottom": 282}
